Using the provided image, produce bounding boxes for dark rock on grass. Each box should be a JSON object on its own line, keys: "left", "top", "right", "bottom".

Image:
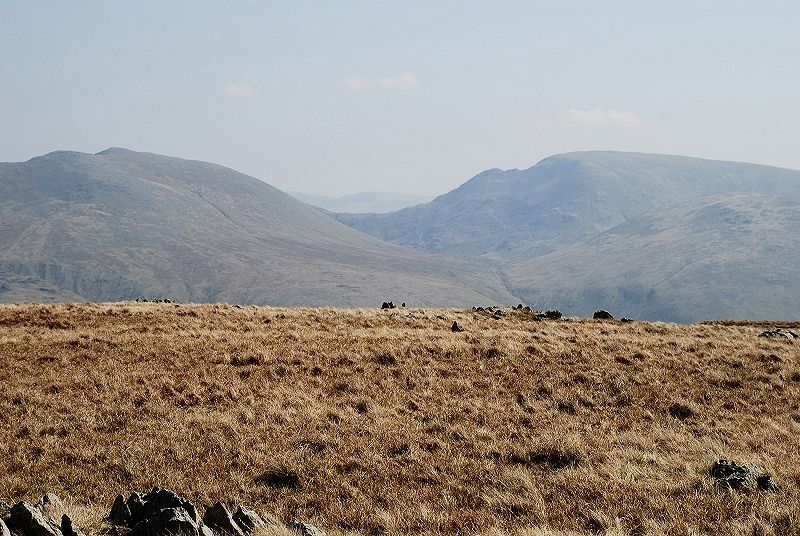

{"left": 451, "top": 321, "right": 464, "bottom": 332}
{"left": 380, "top": 301, "right": 395, "bottom": 309}
{"left": 9, "top": 502, "right": 63, "bottom": 536}
{"left": 710, "top": 460, "right": 779, "bottom": 493}
{"left": 287, "top": 520, "right": 327, "bottom": 536}
{"left": 1, "top": 518, "right": 10, "bottom": 536}
{"left": 254, "top": 468, "right": 302, "bottom": 490}
{"left": 758, "top": 328, "right": 798, "bottom": 339}
{"left": 593, "top": 310, "right": 614, "bottom": 320}
{"left": 60, "top": 515, "right": 85, "bottom": 536}
{"left": 136, "top": 488, "right": 198, "bottom": 525}
{"left": 127, "top": 507, "right": 199, "bottom": 536}
{"left": 668, "top": 402, "right": 695, "bottom": 420}
{"left": 202, "top": 503, "right": 243, "bottom": 536}
{"left": 107, "top": 495, "right": 131, "bottom": 525}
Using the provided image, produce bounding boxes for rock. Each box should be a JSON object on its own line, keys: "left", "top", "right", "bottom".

{"left": 9, "top": 502, "right": 63, "bottom": 536}
{"left": 621, "top": 317, "right": 633, "bottom": 323}
{"left": 0, "top": 518, "right": 10, "bottom": 536}
{"left": 593, "top": 310, "right": 614, "bottom": 320}
{"left": 287, "top": 521, "right": 327, "bottom": 536}
{"left": 232, "top": 506, "right": 269, "bottom": 534}
{"left": 127, "top": 507, "right": 199, "bottom": 536}
{"left": 202, "top": 503, "right": 243, "bottom": 536}
{"left": 758, "top": 329, "right": 798, "bottom": 339}
{"left": 35, "top": 494, "right": 64, "bottom": 517}
{"left": 709, "top": 460, "right": 779, "bottom": 493}
{"left": 451, "top": 321, "right": 464, "bottom": 332}
{"left": 107, "top": 495, "right": 131, "bottom": 526}
{"left": 135, "top": 488, "right": 198, "bottom": 525}
{"left": 125, "top": 493, "right": 145, "bottom": 524}
{"left": 401, "top": 302, "right": 405, "bottom": 308}
{"left": 60, "top": 515, "right": 85, "bottom": 536}
{"left": 543, "top": 310, "right": 562, "bottom": 320}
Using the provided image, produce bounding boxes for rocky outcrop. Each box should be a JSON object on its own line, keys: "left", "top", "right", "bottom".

{"left": 758, "top": 328, "right": 798, "bottom": 339}
{"left": 9, "top": 502, "right": 62, "bottom": 536}
{"left": 1, "top": 489, "right": 326, "bottom": 536}
{"left": 710, "top": 460, "right": 779, "bottom": 493}
{"left": 593, "top": 310, "right": 614, "bottom": 320}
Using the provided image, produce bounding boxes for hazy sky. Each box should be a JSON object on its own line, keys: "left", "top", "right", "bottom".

{"left": 2, "top": 1, "right": 799, "bottom": 196}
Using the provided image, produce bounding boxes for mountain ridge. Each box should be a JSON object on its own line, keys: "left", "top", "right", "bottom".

{"left": 0, "top": 148, "right": 517, "bottom": 306}
{"left": 334, "top": 151, "right": 800, "bottom": 259}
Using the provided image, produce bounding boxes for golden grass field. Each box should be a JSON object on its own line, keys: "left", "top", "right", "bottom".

{"left": 0, "top": 302, "right": 798, "bottom": 535}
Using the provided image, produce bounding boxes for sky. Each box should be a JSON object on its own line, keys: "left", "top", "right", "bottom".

{"left": 2, "top": 1, "right": 799, "bottom": 196}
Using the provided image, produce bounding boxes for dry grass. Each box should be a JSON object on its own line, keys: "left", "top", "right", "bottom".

{"left": 0, "top": 303, "right": 799, "bottom": 535}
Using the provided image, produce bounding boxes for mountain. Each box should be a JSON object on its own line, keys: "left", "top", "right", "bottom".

{"left": 334, "top": 152, "right": 800, "bottom": 259}
{"left": 0, "top": 148, "right": 517, "bottom": 306}
{"left": 504, "top": 193, "right": 800, "bottom": 322}
{"left": 289, "top": 191, "right": 433, "bottom": 214}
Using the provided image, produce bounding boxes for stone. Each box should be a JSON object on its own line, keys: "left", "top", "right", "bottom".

{"left": 451, "top": 321, "right": 464, "bottom": 332}
{"left": 758, "top": 328, "right": 798, "bottom": 339}
{"left": 202, "top": 503, "right": 243, "bottom": 536}
{"left": 60, "top": 515, "right": 85, "bottom": 536}
{"left": 136, "top": 488, "right": 197, "bottom": 525}
{"left": 0, "top": 518, "right": 10, "bottom": 536}
{"left": 34, "top": 494, "right": 64, "bottom": 517}
{"left": 9, "top": 502, "right": 63, "bottom": 536}
{"left": 232, "top": 507, "right": 268, "bottom": 534}
{"left": 127, "top": 507, "right": 199, "bottom": 536}
{"left": 287, "top": 521, "right": 327, "bottom": 536}
{"left": 107, "top": 495, "right": 131, "bottom": 526}
{"left": 593, "top": 310, "right": 614, "bottom": 320}
{"left": 709, "top": 460, "right": 779, "bottom": 493}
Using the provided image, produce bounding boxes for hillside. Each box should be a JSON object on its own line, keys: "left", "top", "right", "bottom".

{"left": 0, "top": 149, "right": 516, "bottom": 306}
{"left": 505, "top": 193, "right": 800, "bottom": 322}
{"left": 334, "top": 152, "right": 800, "bottom": 259}
{"left": 289, "top": 191, "right": 433, "bottom": 214}
{"left": 1, "top": 303, "right": 798, "bottom": 535}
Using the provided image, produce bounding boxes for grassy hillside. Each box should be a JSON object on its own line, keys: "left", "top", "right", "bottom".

{"left": 505, "top": 193, "right": 800, "bottom": 322}
{"left": 1, "top": 303, "right": 798, "bottom": 535}
{"left": 0, "top": 149, "right": 515, "bottom": 306}
{"left": 334, "top": 152, "right": 800, "bottom": 259}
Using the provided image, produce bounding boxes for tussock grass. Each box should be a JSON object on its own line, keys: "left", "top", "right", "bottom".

{"left": 0, "top": 303, "right": 798, "bottom": 535}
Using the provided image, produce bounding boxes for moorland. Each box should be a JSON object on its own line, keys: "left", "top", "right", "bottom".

{"left": 1, "top": 302, "right": 798, "bottom": 535}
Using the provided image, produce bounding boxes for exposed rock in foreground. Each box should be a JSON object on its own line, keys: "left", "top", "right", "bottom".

{"left": 0, "top": 491, "right": 326, "bottom": 536}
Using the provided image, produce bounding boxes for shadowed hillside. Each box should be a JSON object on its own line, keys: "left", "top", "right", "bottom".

{"left": 0, "top": 149, "right": 516, "bottom": 306}
{"left": 334, "top": 152, "right": 800, "bottom": 259}
{"left": 505, "top": 194, "right": 800, "bottom": 322}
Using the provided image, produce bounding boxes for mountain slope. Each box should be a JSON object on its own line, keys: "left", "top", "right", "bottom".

{"left": 0, "top": 148, "right": 516, "bottom": 306}
{"left": 504, "top": 193, "right": 800, "bottom": 322}
{"left": 290, "top": 191, "right": 433, "bottom": 214}
{"left": 334, "top": 152, "right": 800, "bottom": 259}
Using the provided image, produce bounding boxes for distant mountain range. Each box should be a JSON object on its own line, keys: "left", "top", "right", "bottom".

{"left": 335, "top": 152, "right": 800, "bottom": 259}
{"left": 3, "top": 148, "right": 800, "bottom": 321}
{"left": 0, "top": 149, "right": 514, "bottom": 306}
{"left": 289, "top": 191, "right": 433, "bottom": 214}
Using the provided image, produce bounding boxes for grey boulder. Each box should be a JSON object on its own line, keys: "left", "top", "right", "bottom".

{"left": 287, "top": 520, "right": 327, "bottom": 536}
{"left": 202, "top": 503, "right": 243, "bottom": 536}
{"left": 9, "top": 502, "right": 63, "bottom": 536}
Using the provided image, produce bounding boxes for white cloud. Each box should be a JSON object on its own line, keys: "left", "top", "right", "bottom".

{"left": 561, "top": 108, "right": 640, "bottom": 128}
{"left": 223, "top": 84, "right": 257, "bottom": 98}
{"left": 345, "top": 72, "right": 420, "bottom": 90}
